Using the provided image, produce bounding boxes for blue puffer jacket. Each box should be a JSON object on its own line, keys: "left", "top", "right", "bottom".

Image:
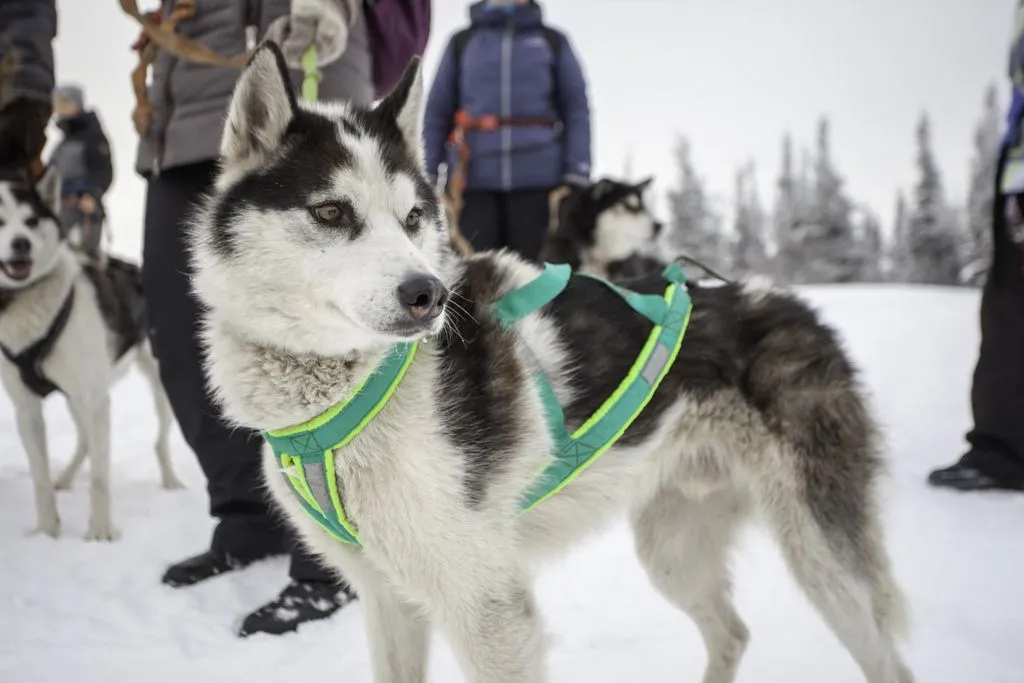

{"left": 423, "top": 1, "right": 591, "bottom": 192}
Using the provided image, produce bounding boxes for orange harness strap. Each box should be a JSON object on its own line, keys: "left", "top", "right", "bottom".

{"left": 445, "top": 109, "right": 557, "bottom": 255}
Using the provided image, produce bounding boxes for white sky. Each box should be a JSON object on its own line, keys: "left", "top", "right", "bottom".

{"left": 53, "top": 0, "right": 1013, "bottom": 258}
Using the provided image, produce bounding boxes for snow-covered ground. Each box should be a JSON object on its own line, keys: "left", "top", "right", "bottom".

{"left": 1, "top": 284, "right": 1022, "bottom": 683}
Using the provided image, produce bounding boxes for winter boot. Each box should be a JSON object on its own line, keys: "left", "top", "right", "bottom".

{"left": 162, "top": 548, "right": 279, "bottom": 588}
{"left": 238, "top": 580, "right": 356, "bottom": 637}
{"left": 928, "top": 449, "right": 1024, "bottom": 492}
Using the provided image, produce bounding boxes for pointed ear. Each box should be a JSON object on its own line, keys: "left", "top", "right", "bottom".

{"left": 220, "top": 41, "right": 297, "bottom": 165}
{"left": 375, "top": 56, "right": 424, "bottom": 152}
{"left": 34, "top": 165, "right": 61, "bottom": 216}
{"left": 634, "top": 176, "right": 654, "bottom": 193}
{"left": 590, "top": 179, "right": 613, "bottom": 199}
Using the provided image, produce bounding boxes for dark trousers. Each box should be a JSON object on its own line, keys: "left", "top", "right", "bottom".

{"left": 963, "top": 189, "right": 1024, "bottom": 481}
{"left": 459, "top": 188, "right": 552, "bottom": 261}
{"left": 142, "top": 161, "right": 330, "bottom": 582}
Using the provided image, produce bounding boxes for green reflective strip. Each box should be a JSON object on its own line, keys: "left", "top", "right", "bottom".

{"left": 520, "top": 283, "right": 692, "bottom": 512}
{"left": 323, "top": 448, "right": 361, "bottom": 543}
{"left": 264, "top": 342, "right": 417, "bottom": 459}
{"left": 491, "top": 263, "right": 572, "bottom": 327}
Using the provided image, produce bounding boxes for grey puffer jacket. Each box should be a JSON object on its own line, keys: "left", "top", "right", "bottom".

{"left": 135, "top": 0, "right": 372, "bottom": 177}
{"left": 0, "top": 0, "right": 56, "bottom": 108}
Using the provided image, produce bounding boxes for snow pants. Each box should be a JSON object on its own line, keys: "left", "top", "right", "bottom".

{"left": 142, "top": 161, "right": 331, "bottom": 582}
{"left": 963, "top": 188, "right": 1024, "bottom": 483}
{"left": 459, "top": 188, "right": 553, "bottom": 261}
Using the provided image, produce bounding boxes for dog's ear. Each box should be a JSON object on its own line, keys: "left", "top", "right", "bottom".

{"left": 221, "top": 41, "right": 297, "bottom": 166}
{"left": 375, "top": 56, "right": 425, "bottom": 159}
{"left": 634, "top": 176, "right": 654, "bottom": 193}
{"left": 590, "top": 178, "right": 614, "bottom": 200}
{"left": 34, "top": 164, "right": 61, "bottom": 216}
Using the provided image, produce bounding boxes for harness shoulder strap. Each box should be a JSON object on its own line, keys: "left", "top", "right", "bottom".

{"left": 490, "top": 262, "right": 572, "bottom": 327}
{"left": 0, "top": 288, "right": 76, "bottom": 398}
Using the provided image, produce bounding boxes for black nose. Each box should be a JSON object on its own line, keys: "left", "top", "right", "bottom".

{"left": 10, "top": 236, "right": 31, "bottom": 257}
{"left": 397, "top": 275, "right": 448, "bottom": 321}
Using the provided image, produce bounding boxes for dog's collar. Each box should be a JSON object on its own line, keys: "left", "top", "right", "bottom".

{"left": 261, "top": 341, "right": 418, "bottom": 545}
{"left": 266, "top": 262, "right": 693, "bottom": 549}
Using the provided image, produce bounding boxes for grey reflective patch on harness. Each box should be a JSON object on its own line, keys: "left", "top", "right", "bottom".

{"left": 641, "top": 342, "right": 671, "bottom": 386}
{"left": 303, "top": 460, "right": 335, "bottom": 516}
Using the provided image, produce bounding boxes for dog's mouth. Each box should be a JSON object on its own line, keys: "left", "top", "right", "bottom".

{"left": 0, "top": 259, "right": 33, "bottom": 282}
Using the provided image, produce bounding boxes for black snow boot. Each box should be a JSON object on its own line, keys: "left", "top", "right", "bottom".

{"left": 162, "top": 549, "right": 277, "bottom": 588}
{"left": 238, "top": 580, "right": 356, "bottom": 637}
{"left": 928, "top": 449, "right": 1024, "bottom": 492}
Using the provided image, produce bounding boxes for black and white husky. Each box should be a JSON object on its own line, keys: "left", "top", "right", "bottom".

{"left": 190, "top": 43, "right": 913, "bottom": 683}
{"left": 0, "top": 168, "right": 182, "bottom": 541}
{"left": 541, "top": 176, "right": 668, "bottom": 281}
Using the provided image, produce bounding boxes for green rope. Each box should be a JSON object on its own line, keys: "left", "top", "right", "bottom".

{"left": 301, "top": 44, "right": 321, "bottom": 103}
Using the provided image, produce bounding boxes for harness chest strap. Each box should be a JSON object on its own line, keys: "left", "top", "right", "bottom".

{"left": 0, "top": 288, "right": 76, "bottom": 398}
{"left": 262, "top": 263, "right": 692, "bottom": 548}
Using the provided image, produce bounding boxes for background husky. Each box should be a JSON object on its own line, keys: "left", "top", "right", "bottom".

{"left": 0, "top": 168, "right": 182, "bottom": 541}
{"left": 541, "top": 177, "right": 667, "bottom": 281}
{"left": 191, "top": 43, "right": 913, "bottom": 683}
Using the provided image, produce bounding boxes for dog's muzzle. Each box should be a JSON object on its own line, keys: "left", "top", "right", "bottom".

{"left": 397, "top": 275, "right": 449, "bottom": 324}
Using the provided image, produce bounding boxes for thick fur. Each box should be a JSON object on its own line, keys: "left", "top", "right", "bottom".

{"left": 191, "top": 42, "right": 913, "bottom": 683}
{"left": 540, "top": 177, "right": 667, "bottom": 281}
{"left": 0, "top": 169, "right": 183, "bottom": 542}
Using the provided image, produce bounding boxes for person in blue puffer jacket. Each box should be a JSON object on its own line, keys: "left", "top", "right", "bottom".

{"left": 423, "top": 0, "right": 592, "bottom": 260}
{"left": 928, "top": 0, "right": 1024, "bottom": 492}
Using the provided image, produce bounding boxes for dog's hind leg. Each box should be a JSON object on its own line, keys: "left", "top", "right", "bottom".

{"left": 755, "top": 450, "right": 912, "bottom": 683}
{"left": 136, "top": 344, "right": 184, "bottom": 490}
{"left": 9, "top": 385, "right": 60, "bottom": 538}
{"left": 54, "top": 415, "right": 87, "bottom": 490}
{"left": 631, "top": 486, "right": 751, "bottom": 683}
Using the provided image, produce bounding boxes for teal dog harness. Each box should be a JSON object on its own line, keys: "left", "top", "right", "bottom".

{"left": 262, "top": 263, "right": 693, "bottom": 547}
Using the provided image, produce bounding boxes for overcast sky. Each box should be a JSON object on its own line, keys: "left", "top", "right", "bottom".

{"left": 52, "top": 0, "right": 1013, "bottom": 258}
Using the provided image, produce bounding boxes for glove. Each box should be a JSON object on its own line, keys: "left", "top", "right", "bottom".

{"left": 264, "top": 0, "right": 351, "bottom": 69}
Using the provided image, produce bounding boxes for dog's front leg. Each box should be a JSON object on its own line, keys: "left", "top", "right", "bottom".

{"left": 11, "top": 390, "right": 59, "bottom": 538}
{"left": 435, "top": 575, "right": 547, "bottom": 683}
{"left": 363, "top": 582, "right": 430, "bottom": 683}
{"left": 70, "top": 391, "right": 117, "bottom": 541}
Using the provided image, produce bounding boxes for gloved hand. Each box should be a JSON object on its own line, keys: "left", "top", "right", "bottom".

{"left": 264, "top": 0, "right": 351, "bottom": 69}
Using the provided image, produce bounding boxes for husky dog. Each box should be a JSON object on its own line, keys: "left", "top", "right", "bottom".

{"left": 541, "top": 177, "right": 667, "bottom": 282}
{"left": 190, "top": 43, "right": 912, "bottom": 683}
{"left": 0, "top": 168, "right": 182, "bottom": 541}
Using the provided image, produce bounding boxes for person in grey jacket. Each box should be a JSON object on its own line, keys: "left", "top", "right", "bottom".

{"left": 137, "top": 0, "right": 373, "bottom": 638}
{"left": 0, "top": 0, "right": 56, "bottom": 177}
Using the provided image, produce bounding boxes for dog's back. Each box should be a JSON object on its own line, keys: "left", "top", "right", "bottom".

{"left": 81, "top": 256, "right": 148, "bottom": 361}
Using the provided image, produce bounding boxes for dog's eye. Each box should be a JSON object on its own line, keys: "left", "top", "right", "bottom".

{"left": 24, "top": 216, "right": 38, "bottom": 228}
{"left": 310, "top": 202, "right": 351, "bottom": 227}
{"left": 403, "top": 206, "right": 424, "bottom": 233}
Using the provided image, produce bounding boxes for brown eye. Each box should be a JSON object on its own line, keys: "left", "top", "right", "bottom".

{"left": 310, "top": 202, "right": 347, "bottom": 225}
{"left": 404, "top": 206, "right": 424, "bottom": 232}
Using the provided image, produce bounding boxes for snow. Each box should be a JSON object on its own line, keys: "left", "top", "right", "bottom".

{"left": 1, "top": 284, "right": 1023, "bottom": 682}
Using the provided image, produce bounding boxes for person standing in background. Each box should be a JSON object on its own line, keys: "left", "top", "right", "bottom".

{"left": 0, "top": 0, "right": 56, "bottom": 180}
{"left": 49, "top": 84, "right": 114, "bottom": 259}
{"left": 423, "top": 0, "right": 592, "bottom": 260}
{"left": 929, "top": 1, "right": 1024, "bottom": 493}
{"left": 134, "top": 0, "right": 375, "bottom": 638}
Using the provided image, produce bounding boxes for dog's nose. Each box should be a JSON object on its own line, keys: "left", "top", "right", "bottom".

{"left": 397, "top": 275, "right": 448, "bottom": 321}
{"left": 10, "top": 236, "right": 31, "bottom": 257}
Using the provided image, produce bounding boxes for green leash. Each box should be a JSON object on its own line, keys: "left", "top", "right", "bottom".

{"left": 301, "top": 44, "right": 321, "bottom": 103}
{"left": 261, "top": 265, "right": 693, "bottom": 549}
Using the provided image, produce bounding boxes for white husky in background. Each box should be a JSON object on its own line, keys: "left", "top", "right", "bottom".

{"left": 0, "top": 167, "right": 182, "bottom": 541}
{"left": 189, "top": 42, "right": 913, "bottom": 683}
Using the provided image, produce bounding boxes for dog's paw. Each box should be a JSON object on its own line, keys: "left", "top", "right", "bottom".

{"left": 84, "top": 520, "right": 121, "bottom": 542}
{"left": 161, "top": 475, "right": 186, "bottom": 491}
{"left": 26, "top": 519, "right": 61, "bottom": 539}
{"left": 53, "top": 473, "right": 75, "bottom": 491}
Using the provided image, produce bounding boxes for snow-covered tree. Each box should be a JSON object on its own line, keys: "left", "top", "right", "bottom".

{"left": 888, "top": 191, "right": 909, "bottom": 281}
{"left": 961, "top": 84, "right": 1002, "bottom": 285}
{"left": 772, "top": 132, "right": 808, "bottom": 281}
{"left": 905, "top": 114, "right": 962, "bottom": 284}
{"left": 665, "top": 137, "right": 727, "bottom": 275}
{"left": 853, "top": 207, "right": 884, "bottom": 282}
{"left": 792, "top": 117, "right": 860, "bottom": 282}
{"left": 732, "top": 161, "right": 768, "bottom": 274}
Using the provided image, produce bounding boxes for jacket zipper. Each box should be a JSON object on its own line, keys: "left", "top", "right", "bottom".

{"left": 500, "top": 15, "right": 514, "bottom": 191}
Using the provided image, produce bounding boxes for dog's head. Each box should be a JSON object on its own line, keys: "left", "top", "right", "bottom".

{"left": 541, "top": 177, "right": 662, "bottom": 278}
{"left": 190, "top": 43, "right": 452, "bottom": 357}
{"left": 0, "top": 166, "right": 66, "bottom": 289}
